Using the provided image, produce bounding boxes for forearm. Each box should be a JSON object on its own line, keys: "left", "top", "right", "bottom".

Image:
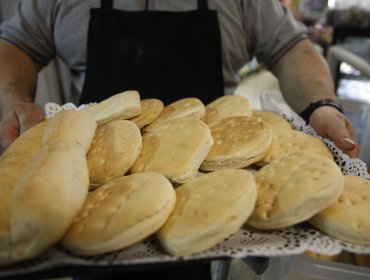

{"left": 270, "top": 39, "right": 337, "bottom": 114}
{"left": 0, "top": 39, "right": 40, "bottom": 108}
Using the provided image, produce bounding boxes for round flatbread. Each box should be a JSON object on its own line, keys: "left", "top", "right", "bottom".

{"left": 131, "top": 117, "right": 213, "bottom": 184}
{"left": 247, "top": 151, "right": 344, "bottom": 230}
{"left": 143, "top": 97, "right": 205, "bottom": 132}
{"left": 157, "top": 169, "right": 257, "bottom": 256}
{"left": 200, "top": 116, "right": 273, "bottom": 171}
{"left": 252, "top": 110, "right": 292, "bottom": 131}
{"left": 62, "top": 172, "right": 176, "bottom": 256}
{"left": 203, "top": 95, "right": 252, "bottom": 125}
{"left": 87, "top": 120, "right": 142, "bottom": 189}
{"left": 255, "top": 129, "right": 333, "bottom": 167}
{"left": 130, "top": 98, "right": 164, "bottom": 129}
{"left": 309, "top": 175, "right": 370, "bottom": 246}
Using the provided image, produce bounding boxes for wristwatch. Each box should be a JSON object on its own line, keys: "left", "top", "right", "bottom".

{"left": 299, "top": 98, "right": 344, "bottom": 123}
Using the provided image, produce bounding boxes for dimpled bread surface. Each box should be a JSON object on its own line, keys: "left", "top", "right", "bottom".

{"left": 203, "top": 95, "right": 252, "bottom": 125}
{"left": 255, "top": 129, "right": 333, "bottom": 167}
{"left": 247, "top": 151, "right": 344, "bottom": 230}
{"left": 87, "top": 119, "right": 142, "bottom": 189}
{"left": 130, "top": 117, "right": 213, "bottom": 184}
{"left": 142, "top": 97, "right": 205, "bottom": 132}
{"left": 309, "top": 175, "right": 370, "bottom": 246}
{"left": 157, "top": 169, "right": 257, "bottom": 256}
{"left": 200, "top": 116, "right": 273, "bottom": 171}
{"left": 62, "top": 172, "right": 176, "bottom": 255}
{"left": 252, "top": 110, "right": 292, "bottom": 131}
{"left": 129, "top": 98, "right": 164, "bottom": 129}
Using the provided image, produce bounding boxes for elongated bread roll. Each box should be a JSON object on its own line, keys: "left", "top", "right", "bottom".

{"left": 83, "top": 90, "right": 141, "bottom": 126}
{"left": 6, "top": 141, "right": 89, "bottom": 265}
{"left": 42, "top": 109, "right": 97, "bottom": 153}
{"left": 0, "top": 121, "right": 47, "bottom": 263}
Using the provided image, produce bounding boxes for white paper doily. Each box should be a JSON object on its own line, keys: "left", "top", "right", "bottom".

{"left": 2, "top": 100, "right": 368, "bottom": 278}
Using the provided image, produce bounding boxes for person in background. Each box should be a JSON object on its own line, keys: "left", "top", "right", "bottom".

{"left": 0, "top": 0, "right": 358, "bottom": 159}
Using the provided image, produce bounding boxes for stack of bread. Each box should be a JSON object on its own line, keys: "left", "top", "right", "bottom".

{"left": 0, "top": 90, "right": 368, "bottom": 267}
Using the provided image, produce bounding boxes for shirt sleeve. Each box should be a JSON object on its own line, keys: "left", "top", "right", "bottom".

{"left": 243, "top": 0, "right": 308, "bottom": 69}
{"left": 0, "top": 0, "right": 56, "bottom": 66}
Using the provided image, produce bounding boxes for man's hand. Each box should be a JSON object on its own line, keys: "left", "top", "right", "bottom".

{"left": 0, "top": 101, "right": 45, "bottom": 153}
{"left": 309, "top": 106, "right": 359, "bottom": 158}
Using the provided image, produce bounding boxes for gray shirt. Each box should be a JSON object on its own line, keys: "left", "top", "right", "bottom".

{"left": 0, "top": 0, "right": 307, "bottom": 99}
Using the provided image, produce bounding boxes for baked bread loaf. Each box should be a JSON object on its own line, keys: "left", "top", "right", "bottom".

{"left": 87, "top": 120, "right": 142, "bottom": 189}
{"left": 0, "top": 121, "right": 47, "bottom": 265}
{"left": 84, "top": 90, "right": 141, "bottom": 126}
{"left": 129, "top": 98, "right": 164, "bottom": 129}
{"left": 8, "top": 141, "right": 90, "bottom": 265}
{"left": 255, "top": 129, "right": 333, "bottom": 167}
{"left": 131, "top": 117, "right": 213, "bottom": 184}
{"left": 309, "top": 175, "right": 370, "bottom": 246}
{"left": 62, "top": 172, "right": 176, "bottom": 256}
{"left": 200, "top": 116, "right": 273, "bottom": 171}
{"left": 203, "top": 95, "right": 252, "bottom": 125}
{"left": 252, "top": 110, "right": 292, "bottom": 131}
{"left": 157, "top": 169, "right": 257, "bottom": 256}
{"left": 247, "top": 151, "right": 344, "bottom": 229}
{"left": 42, "top": 109, "right": 97, "bottom": 153}
{"left": 143, "top": 97, "right": 205, "bottom": 132}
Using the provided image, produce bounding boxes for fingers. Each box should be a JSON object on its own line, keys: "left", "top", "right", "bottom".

{"left": 309, "top": 106, "right": 359, "bottom": 158}
{"left": 0, "top": 102, "right": 45, "bottom": 153}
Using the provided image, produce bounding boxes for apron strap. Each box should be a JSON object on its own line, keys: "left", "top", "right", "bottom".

{"left": 100, "top": 0, "right": 209, "bottom": 11}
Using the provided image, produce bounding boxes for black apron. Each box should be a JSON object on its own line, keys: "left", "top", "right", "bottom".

{"left": 80, "top": 0, "right": 224, "bottom": 105}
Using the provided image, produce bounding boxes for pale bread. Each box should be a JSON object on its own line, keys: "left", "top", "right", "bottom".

{"left": 7, "top": 141, "right": 89, "bottom": 265}
{"left": 309, "top": 175, "right": 370, "bottom": 246}
{"left": 200, "top": 116, "right": 273, "bottom": 171}
{"left": 62, "top": 172, "right": 176, "bottom": 256}
{"left": 255, "top": 129, "right": 333, "bottom": 167}
{"left": 84, "top": 90, "right": 141, "bottom": 126}
{"left": 203, "top": 95, "right": 252, "bottom": 125}
{"left": 130, "top": 117, "right": 213, "bottom": 184}
{"left": 247, "top": 151, "right": 344, "bottom": 230}
{"left": 157, "top": 169, "right": 257, "bottom": 256}
{"left": 0, "top": 121, "right": 47, "bottom": 264}
{"left": 129, "top": 98, "right": 164, "bottom": 129}
{"left": 42, "top": 109, "right": 97, "bottom": 154}
{"left": 87, "top": 120, "right": 142, "bottom": 189}
{"left": 142, "top": 97, "right": 205, "bottom": 132}
{"left": 252, "top": 110, "right": 292, "bottom": 131}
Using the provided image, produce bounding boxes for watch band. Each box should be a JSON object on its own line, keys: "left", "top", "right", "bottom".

{"left": 299, "top": 98, "right": 344, "bottom": 123}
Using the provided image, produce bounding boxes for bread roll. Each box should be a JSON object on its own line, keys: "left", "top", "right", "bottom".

{"left": 129, "top": 98, "right": 164, "bottom": 129}
{"left": 247, "top": 151, "right": 344, "bottom": 229}
{"left": 143, "top": 97, "right": 205, "bottom": 132}
{"left": 62, "top": 172, "right": 176, "bottom": 256}
{"left": 0, "top": 121, "right": 47, "bottom": 264}
{"left": 83, "top": 90, "right": 141, "bottom": 126}
{"left": 157, "top": 169, "right": 257, "bottom": 256}
{"left": 42, "top": 109, "right": 97, "bottom": 153}
{"left": 131, "top": 117, "right": 213, "bottom": 184}
{"left": 309, "top": 175, "right": 370, "bottom": 246}
{"left": 200, "top": 116, "right": 273, "bottom": 171}
{"left": 87, "top": 120, "right": 142, "bottom": 189}
{"left": 6, "top": 141, "right": 89, "bottom": 265}
{"left": 203, "top": 95, "right": 252, "bottom": 125}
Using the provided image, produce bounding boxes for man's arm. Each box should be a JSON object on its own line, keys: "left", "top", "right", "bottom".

{"left": 270, "top": 39, "right": 359, "bottom": 157}
{"left": 0, "top": 39, "right": 45, "bottom": 153}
